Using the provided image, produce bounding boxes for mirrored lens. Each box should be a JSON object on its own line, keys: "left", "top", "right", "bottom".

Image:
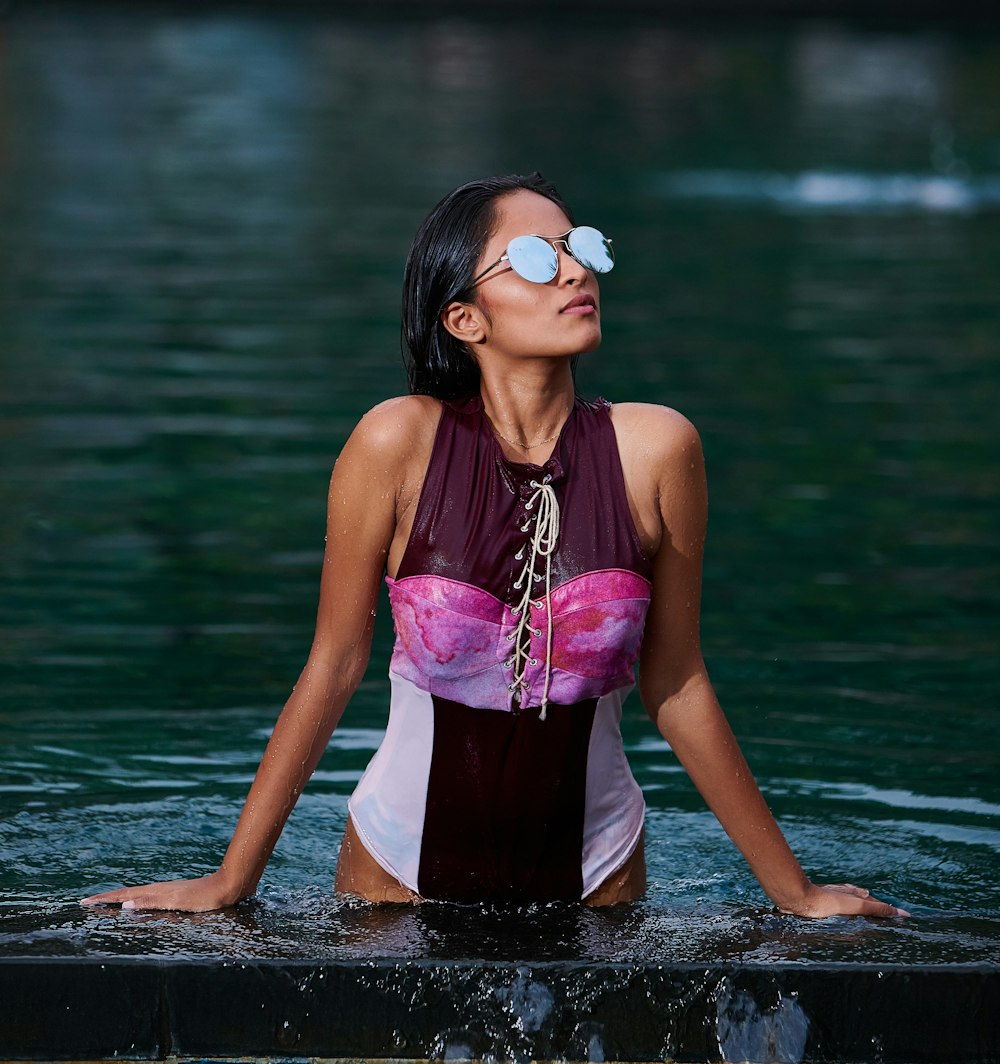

{"left": 567, "top": 226, "right": 615, "bottom": 273}
{"left": 506, "top": 235, "right": 559, "bottom": 283}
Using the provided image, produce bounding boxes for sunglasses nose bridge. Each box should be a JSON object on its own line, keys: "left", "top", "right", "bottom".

{"left": 550, "top": 237, "right": 588, "bottom": 280}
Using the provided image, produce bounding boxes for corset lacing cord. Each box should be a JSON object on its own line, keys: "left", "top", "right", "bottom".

{"left": 507, "top": 475, "right": 560, "bottom": 720}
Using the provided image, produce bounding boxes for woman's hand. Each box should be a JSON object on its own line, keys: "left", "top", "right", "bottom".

{"left": 80, "top": 870, "right": 241, "bottom": 913}
{"left": 779, "top": 882, "right": 910, "bottom": 920}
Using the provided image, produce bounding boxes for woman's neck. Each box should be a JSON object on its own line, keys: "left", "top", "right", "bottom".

{"left": 478, "top": 362, "right": 576, "bottom": 458}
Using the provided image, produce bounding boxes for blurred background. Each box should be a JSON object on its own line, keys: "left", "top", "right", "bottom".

{"left": 0, "top": 2, "right": 997, "bottom": 961}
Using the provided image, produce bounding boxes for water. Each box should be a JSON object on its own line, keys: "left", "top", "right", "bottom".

{"left": 1, "top": 4, "right": 998, "bottom": 981}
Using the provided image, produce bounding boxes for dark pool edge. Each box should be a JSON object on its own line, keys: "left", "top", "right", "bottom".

{"left": 1, "top": 957, "right": 998, "bottom": 1062}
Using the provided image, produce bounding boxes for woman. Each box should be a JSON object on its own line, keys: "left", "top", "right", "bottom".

{"left": 83, "top": 173, "right": 906, "bottom": 917}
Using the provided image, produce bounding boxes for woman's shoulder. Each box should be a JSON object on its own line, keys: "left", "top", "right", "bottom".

{"left": 608, "top": 401, "right": 702, "bottom": 463}
{"left": 603, "top": 402, "right": 706, "bottom": 555}
{"left": 358, "top": 393, "right": 442, "bottom": 431}
{"left": 346, "top": 395, "right": 442, "bottom": 456}
{"left": 332, "top": 396, "right": 441, "bottom": 494}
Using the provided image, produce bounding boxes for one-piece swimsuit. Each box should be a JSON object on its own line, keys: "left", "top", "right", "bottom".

{"left": 348, "top": 394, "right": 653, "bottom": 902}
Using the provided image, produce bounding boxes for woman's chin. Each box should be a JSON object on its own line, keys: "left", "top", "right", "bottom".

{"left": 575, "top": 329, "right": 603, "bottom": 356}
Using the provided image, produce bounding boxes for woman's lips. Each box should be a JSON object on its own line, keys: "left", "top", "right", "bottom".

{"left": 561, "top": 294, "right": 597, "bottom": 315}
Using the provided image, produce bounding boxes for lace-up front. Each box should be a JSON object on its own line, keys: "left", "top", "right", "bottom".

{"left": 505, "top": 475, "right": 560, "bottom": 720}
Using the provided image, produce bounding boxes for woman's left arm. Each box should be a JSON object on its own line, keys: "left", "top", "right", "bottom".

{"left": 633, "top": 406, "right": 907, "bottom": 919}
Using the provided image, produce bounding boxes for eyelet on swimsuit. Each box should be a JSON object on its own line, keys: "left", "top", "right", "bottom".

{"left": 514, "top": 549, "right": 524, "bottom": 561}
{"left": 508, "top": 682, "right": 517, "bottom": 692}
{"left": 529, "top": 480, "right": 539, "bottom": 488}
{"left": 506, "top": 474, "right": 560, "bottom": 720}
{"left": 506, "top": 632, "right": 516, "bottom": 641}
{"left": 504, "top": 658, "right": 514, "bottom": 669}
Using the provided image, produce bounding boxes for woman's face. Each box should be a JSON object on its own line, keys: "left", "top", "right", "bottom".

{"left": 465, "top": 189, "right": 604, "bottom": 364}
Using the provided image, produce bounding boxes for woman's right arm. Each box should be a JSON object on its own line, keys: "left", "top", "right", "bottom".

{"left": 81, "top": 397, "right": 436, "bottom": 912}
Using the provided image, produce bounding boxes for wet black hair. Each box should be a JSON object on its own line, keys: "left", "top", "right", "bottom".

{"left": 401, "top": 172, "right": 575, "bottom": 400}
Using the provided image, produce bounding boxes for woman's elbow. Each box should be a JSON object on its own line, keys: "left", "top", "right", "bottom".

{"left": 638, "top": 664, "right": 714, "bottom": 732}
{"left": 638, "top": 674, "right": 671, "bottom": 728}
{"left": 302, "top": 637, "right": 371, "bottom": 702}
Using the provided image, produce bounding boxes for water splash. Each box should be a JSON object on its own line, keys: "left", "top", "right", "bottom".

{"left": 716, "top": 979, "right": 810, "bottom": 1064}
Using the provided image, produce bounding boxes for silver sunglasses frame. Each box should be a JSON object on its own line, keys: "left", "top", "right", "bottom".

{"left": 471, "top": 227, "right": 614, "bottom": 286}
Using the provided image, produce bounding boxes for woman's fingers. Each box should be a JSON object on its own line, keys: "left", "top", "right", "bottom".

{"left": 80, "top": 874, "right": 236, "bottom": 913}
{"left": 782, "top": 882, "right": 910, "bottom": 919}
{"left": 821, "top": 883, "right": 910, "bottom": 916}
{"left": 858, "top": 894, "right": 911, "bottom": 919}
{"left": 80, "top": 886, "right": 174, "bottom": 911}
{"left": 820, "top": 882, "right": 871, "bottom": 899}
{"left": 79, "top": 887, "right": 134, "bottom": 906}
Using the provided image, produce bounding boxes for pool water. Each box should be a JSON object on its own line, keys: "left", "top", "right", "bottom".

{"left": 1, "top": 5, "right": 998, "bottom": 973}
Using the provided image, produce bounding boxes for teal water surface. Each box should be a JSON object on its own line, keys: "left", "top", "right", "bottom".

{"left": 0, "top": 7, "right": 998, "bottom": 967}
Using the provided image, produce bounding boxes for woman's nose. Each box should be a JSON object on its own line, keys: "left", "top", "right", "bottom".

{"left": 555, "top": 242, "right": 587, "bottom": 284}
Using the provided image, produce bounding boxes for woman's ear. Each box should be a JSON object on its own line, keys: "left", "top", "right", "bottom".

{"left": 440, "top": 301, "right": 487, "bottom": 345}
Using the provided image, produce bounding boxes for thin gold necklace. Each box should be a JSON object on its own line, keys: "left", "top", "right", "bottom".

{"left": 487, "top": 409, "right": 569, "bottom": 452}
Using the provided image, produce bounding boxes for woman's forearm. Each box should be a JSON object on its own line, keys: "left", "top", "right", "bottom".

{"left": 651, "top": 674, "right": 811, "bottom": 911}
{"left": 216, "top": 644, "right": 368, "bottom": 901}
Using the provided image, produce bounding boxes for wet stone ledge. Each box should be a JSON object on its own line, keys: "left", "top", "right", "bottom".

{"left": 0, "top": 958, "right": 997, "bottom": 1063}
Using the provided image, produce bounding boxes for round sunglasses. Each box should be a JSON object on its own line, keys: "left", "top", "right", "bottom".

{"left": 472, "top": 226, "right": 615, "bottom": 285}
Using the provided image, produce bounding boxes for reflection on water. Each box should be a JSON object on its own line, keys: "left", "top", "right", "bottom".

{"left": 0, "top": 7, "right": 998, "bottom": 968}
